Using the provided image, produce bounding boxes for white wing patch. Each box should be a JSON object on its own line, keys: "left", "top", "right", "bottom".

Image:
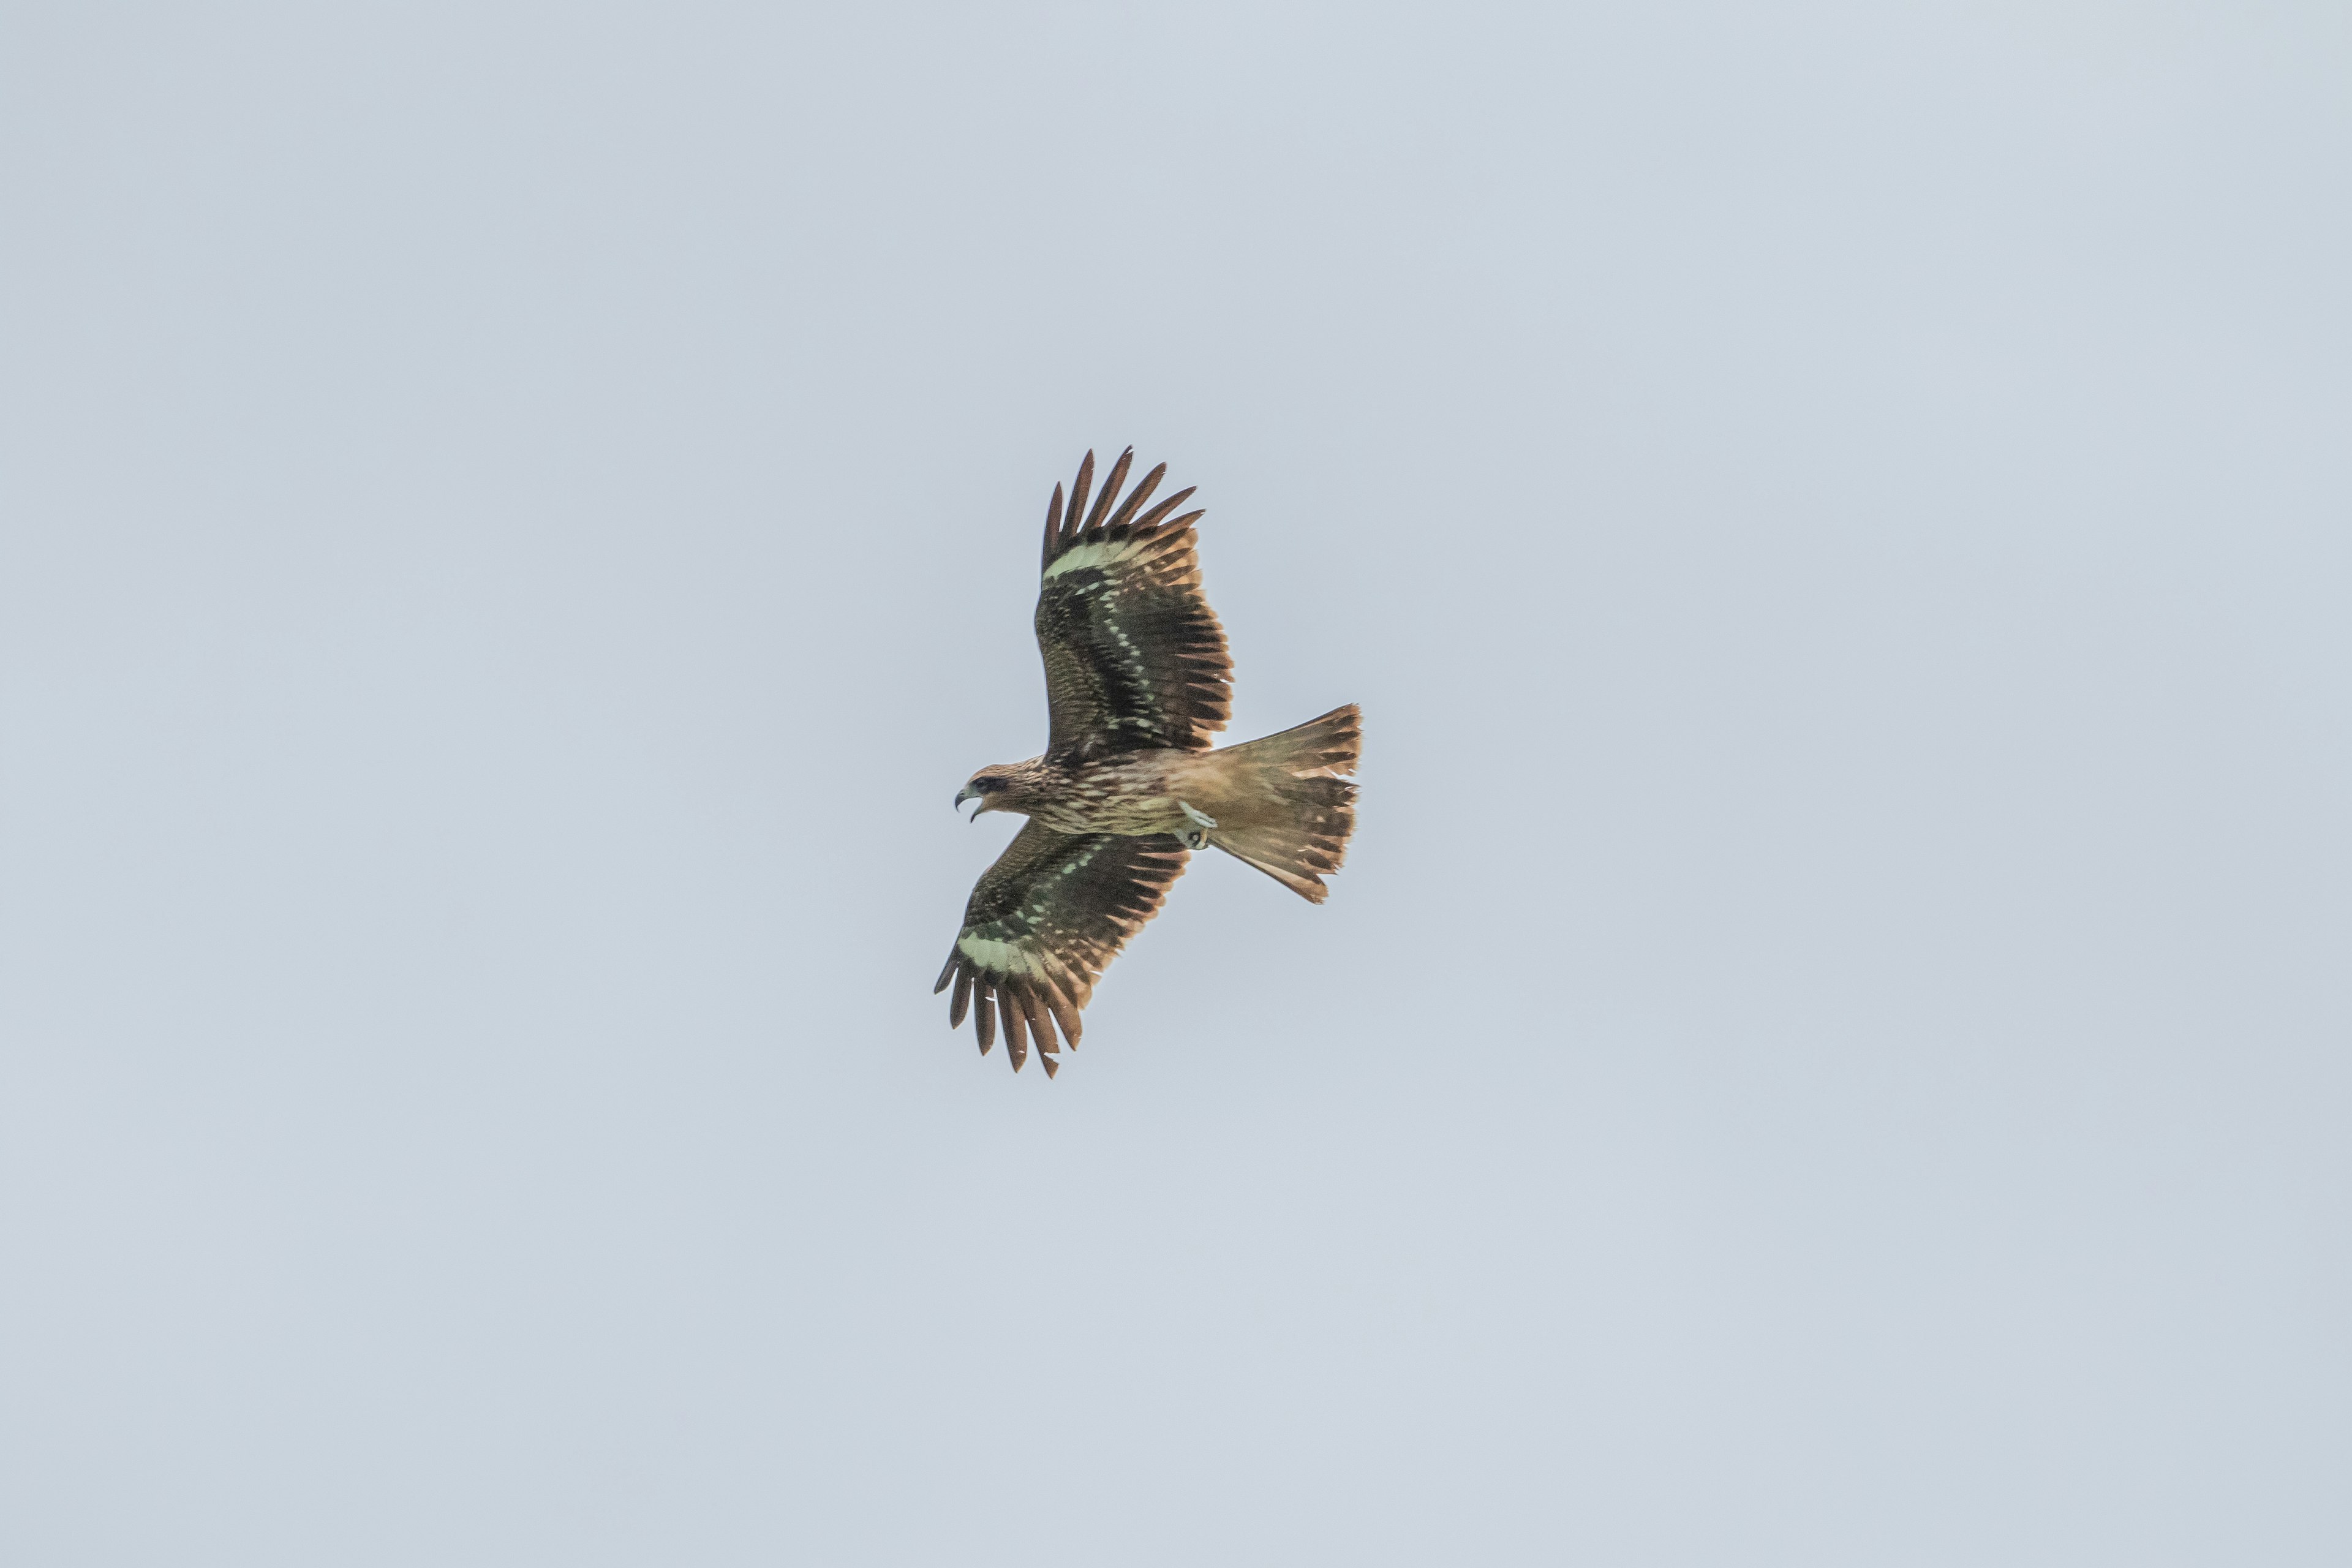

{"left": 957, "top": 933, "right": 1043, "bottom": 976}
{"left": 1042, "top": 538, "right": 1150, "bottom": 580}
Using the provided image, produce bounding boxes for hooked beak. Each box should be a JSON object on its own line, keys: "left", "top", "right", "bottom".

{"left": 954, "top": 785, "right": 983, "bottom": 821}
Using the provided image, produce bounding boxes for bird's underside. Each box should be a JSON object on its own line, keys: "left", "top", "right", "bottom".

{"left": 937, "top": 448, "right": 1361, "bottom": 1077}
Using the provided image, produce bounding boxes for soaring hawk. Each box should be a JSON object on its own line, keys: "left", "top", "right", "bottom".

{"left": 935, "top": 449, "right": 1360, "bottom": 1076}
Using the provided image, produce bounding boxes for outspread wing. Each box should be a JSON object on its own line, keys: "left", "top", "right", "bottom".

{"left": 1035, "top": 448, "right": 1231, "bottom": 762}
{"left": 932, "top": 821, "right": 1190, "bottom": 1076}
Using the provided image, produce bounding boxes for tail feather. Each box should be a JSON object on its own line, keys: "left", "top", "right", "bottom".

{"left": 1208, "top": 704, "right": 1360, "bottom": 903}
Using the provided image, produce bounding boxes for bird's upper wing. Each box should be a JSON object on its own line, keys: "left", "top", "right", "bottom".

{"left": 1035, "top": 449, "right": 1232, "bottom": 762}
{"left": 933, "top": 820, "right": 1190, "bottom": 1075}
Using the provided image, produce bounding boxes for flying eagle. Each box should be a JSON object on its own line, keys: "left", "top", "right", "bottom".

{"left": 935, "top": 449, "right": 1361, "bottom": 1076}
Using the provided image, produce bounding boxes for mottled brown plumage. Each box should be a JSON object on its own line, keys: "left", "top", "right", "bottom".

{"left": 938, "top": 450, "right": 1361, "bottom": 1074}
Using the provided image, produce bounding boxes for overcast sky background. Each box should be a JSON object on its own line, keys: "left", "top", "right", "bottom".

{"left": 3, "top": 2, "right": 2347, "bottom": 1562}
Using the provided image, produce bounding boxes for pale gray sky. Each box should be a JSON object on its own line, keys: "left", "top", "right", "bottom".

{"left": 3, "top": 2, "right": 2346, "bottom": 1563}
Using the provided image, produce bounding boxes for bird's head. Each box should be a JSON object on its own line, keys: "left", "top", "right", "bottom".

{"left": 954, "top": 768, "right": 1018, "bottom": 821}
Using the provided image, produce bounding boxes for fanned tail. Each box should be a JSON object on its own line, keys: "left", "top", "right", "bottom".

{"left": 1205, "top": 704, "right": 1360, "bottom": 903}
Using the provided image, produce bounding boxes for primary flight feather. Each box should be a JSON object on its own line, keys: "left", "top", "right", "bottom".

{"left": 936, "top": 449, "right": 1362, "bottom": 1076}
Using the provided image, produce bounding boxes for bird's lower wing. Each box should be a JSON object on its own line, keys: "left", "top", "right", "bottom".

{"left": 933, "top": 821, "right": 1190, "bottom": 1075}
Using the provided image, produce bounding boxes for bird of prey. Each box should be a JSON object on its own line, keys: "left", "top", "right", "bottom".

{"left": 936, "top": 448, "right": 1361, "bottom": 1076}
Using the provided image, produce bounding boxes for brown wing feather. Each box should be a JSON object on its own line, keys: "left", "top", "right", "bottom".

{"left": 1035, "top": 449, "right": 1232, "bottom": 761}
{"left": 935, "top": 821, "right": 1190, "bottom": 1069}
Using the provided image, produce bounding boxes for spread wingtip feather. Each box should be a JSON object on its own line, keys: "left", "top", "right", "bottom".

{"left": 1083, "top": 448, "right": 1134, "bottom": 535}
{"left": 1132, "top": 485, "right": 1196, "bottom": 531}
{"left": 1107, "top": 461, "right": 1166, "bottom": 530}
{"left": 1060, "top": 451, "right": 1096, "bottom": 552}
{"left": 1042, "top": 483, "right": 1065, "bottom": 571}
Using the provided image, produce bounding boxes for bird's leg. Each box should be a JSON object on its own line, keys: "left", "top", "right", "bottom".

{"left": 1178, "top": 800, "right": 1217, "bottom": 851}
